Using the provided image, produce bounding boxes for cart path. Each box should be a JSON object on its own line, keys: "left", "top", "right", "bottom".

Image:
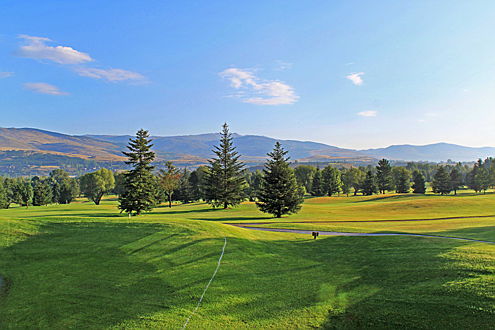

{"left": 228, "top": 224, "right": 495, "bottom": 244}
{"left": 224, "top": 214, "right": 495, "bottom": 226}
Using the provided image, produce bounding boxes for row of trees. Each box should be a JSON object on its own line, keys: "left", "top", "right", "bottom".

{"left": 0, "top": 169, "right": 80, "bottom": 208}
{"left": 117, "top": 124, "right": 304, "bottom": 217}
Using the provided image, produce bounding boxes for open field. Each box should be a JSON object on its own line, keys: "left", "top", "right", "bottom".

{"left": 0, "top": 192, "right": 494, "bottom": 328}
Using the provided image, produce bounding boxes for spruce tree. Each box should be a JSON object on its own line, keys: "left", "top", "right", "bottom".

{"left": 376, "top": 159, "right": 393, "bottom": 194}
{"left": 310, "top": 168, "right": 324, "bottom": 196}
{"left": 361, "top": 170, "right": 378, "bottom": 196}
{"left": 412, "top": 170, "right": 426, "bottom": 194}
{"left": 204, "top": 123, "right": 245, "bottom": 209}
{"left": 119, "top": 129, "right": 157, "bottom": 215}
{"left": 256, "top": 142, "right": 304, "bottom": 218}
{"left": 175, "top": 169, "right": 193, "bottom": 204}
{"left": 432, "top": 166, "right": 451, "bottom": 195}
{"left": 392, "top": 167, "right": 411, "bottom": 193}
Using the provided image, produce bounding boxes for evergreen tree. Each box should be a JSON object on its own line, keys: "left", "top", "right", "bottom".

{"left": 310, "top": 168, "right": 324, "bottom": 196}
{"left": 175, "top": 169, "right": 193, "bottom": 204}
{"left": 361, "top": 170, "right": 378, "bottom": 196}
{"left": 157, "top": 161, "right": 181, "bottom": 208}
{"left": 189, "top": 166, "right": 207, "bottom": 201}
{"left": 475, "top": 167, "right": 490, "bottom": 194}
{"left": 432, "top": 166, "right": 451, "bottom": 195}
{"left": 32, "top": 179, "right": 52, "bottom": 206}
{"left": 204, "top": 123, "right": 246, "bottom": 209}
{"left": 256, "top": 142, "right": 304, "bottom": 218}
{"left": 392, "top": 167, "right": 411, "bottom": 193}
{"left": 411, "top": 170, "right": 426, "bottom": 194}
{"left": 322, "top": 166, "right": 342, "bottom": 196}
{"left": 376, "top": 159, "right": 393, "bottom": 194}
{"left": 119, "top": 129, "right": 157, "bottom": 215}
{"left": 449, "top": 167, "right": 462, "bottom": 195}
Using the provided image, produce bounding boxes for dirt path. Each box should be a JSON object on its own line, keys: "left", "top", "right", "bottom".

{"left": 228, "top": 224, "right": 495, "bottom": 244}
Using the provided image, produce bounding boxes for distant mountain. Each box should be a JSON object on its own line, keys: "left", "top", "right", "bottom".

{"left": 1, "top": 127, "right": 493, "bottom": 176}
{"left": 0, "top": 128, "right": 124, "bottom": 161}
{"left": 360, "top": 143, "right": 495, "bottom": 162}
{"left": 86, "top": 133, "right": 370, "bottom": 164}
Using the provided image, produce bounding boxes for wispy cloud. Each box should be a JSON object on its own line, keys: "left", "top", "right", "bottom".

{"left": 220, "top": 68, "right": 298, "bottom": 105}
{"left": 357, "top": 110, "right": 377, "bottom": 117}
{"left": 75, "top": 67, "right": 146, "bottom": 82}
{"left": 274, "top": 60, "right": 293, "bottom": 71}
{"left": 17, "top": 35, "right": 92, "bottom": 64}
{"left": 24, "top": 82, "right": 68, "bottom": 95}
{"left": 346, "top": 72, "right": 364, "bottom": 86}
{"left": 0, "top": 72, "right": 13, "bottom": 78}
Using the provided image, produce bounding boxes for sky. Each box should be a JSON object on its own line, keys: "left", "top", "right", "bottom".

{"left": 1, "top": 1, "right": 495, "bottom": 149}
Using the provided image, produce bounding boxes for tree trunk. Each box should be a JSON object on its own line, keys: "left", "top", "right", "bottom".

{"left": 224, "top": 201, "right": 228, "bottom": 209}
{"left": 168, "top": 193, "right": 172, "bottom": 208}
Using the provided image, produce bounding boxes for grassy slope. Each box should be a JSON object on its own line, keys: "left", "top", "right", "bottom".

{"left": 0, "top": 193, "right": 494, "bottom": 328}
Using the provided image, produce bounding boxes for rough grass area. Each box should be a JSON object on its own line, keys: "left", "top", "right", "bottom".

{"left": 0, "top": 192, "right": 494, "bottom": 328}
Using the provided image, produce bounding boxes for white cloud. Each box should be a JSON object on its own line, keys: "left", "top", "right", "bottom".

{"left": 357, "top": 110, "right": 377, "bottom": 117}
{"left": 18, "top": 35, "right": 93, "bottom": 64}
{"left": 274, "top": 60, "right": 293, "bottom": 71}
{"left": 0, "top": 72, "right": 13, "bottom": 78}
{"left": 75, "top": 67, "right": 146, "bottom": 82}
{"left": 24, "top": 82, "right": 68, "bottom": 95}
{"left": 346, "top": 72, "right": 364, "bottom": 86}
{"left": 220, "top": 68, "right": 298, "bottom": 105}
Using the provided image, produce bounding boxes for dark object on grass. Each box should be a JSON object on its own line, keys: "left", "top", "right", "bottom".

{"left": 312, "top": 232, "right": 319, "bottom": 239}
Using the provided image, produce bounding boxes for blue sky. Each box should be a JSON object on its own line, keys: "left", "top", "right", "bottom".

{"left": 1, "top": 1, "right": 495, "bottom": 149}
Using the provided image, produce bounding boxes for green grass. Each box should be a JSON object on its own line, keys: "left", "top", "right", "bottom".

{"left": 0, "top": 192, "right": 494, "bottom": 328}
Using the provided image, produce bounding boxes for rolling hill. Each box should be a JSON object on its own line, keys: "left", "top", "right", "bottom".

{"left": 1, "top": 127, "right": 494, "bottom": 176}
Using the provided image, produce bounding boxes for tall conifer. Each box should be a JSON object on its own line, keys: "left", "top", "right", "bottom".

{"left": 204, "top": 123, "right": 245, "bottom": 209}
{"left": 119, "top": 129, "right": 157, "bottom": 215}
{"left": 256, "top": 142, "right": 304, "bottom": 218}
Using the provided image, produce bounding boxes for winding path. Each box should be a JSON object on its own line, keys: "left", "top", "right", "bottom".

{"left": 228, "top": 224, "right": 495, "bottom": 245}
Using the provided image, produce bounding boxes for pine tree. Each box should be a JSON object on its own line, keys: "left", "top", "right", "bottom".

{"left": 119, "top": 129, "right": 157, "bottom": 215}
{"left": 204, "top": 123, "right": 246, "bottom": 209}
{"left": 432, "top": 166, "right": 451, "bottom": 195}
{"left": 256, "top": 142, "right": 304, "bottom": 218}
{"left": 411, "top": 170, "right": 426, "bottom": 194}
{"left": 17, "top": 179, "right": 33, "bottom": 207}
{"left": 322, "top": 166, "right": 342, "bottom": 196}
{"left": 361, "top": 170, "right": 378, "bottom": 196}
{"left": 392, "top": 167, "right": 411, "bottom": 193}
{"left": 376, "top": 159, "right": 393, "bottom": 194}
{"left": 310, "top": 168, "right": 324, "bottom": 196}
{"left": 449, "top": 167, "right": 462, "bottom": 195}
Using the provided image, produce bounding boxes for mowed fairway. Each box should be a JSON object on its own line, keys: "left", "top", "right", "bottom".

{"left": 0, "top": 193, "right": 494, "bottom": 328}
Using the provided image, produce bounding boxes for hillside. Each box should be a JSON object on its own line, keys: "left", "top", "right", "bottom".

{"left": 360, "top": 143, "right": 495, "bottom": 162}
{"left": 1, "top": 127, "right": 495, "bottom": 176}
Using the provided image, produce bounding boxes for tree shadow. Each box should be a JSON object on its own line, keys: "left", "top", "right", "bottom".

{"left": 0, "top": 222, "right": 179, "bottom": 328}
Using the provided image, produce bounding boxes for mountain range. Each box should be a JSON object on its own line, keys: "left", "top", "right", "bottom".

{"left": 0, "top": 127, "right": 494, "bottom": 175}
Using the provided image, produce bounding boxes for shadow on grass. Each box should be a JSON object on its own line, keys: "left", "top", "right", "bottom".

{"left": 0, "top": 221, "right": 493, "bottom": 328}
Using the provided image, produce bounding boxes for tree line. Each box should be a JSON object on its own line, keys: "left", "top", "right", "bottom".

{"left": 1, "top": 124, "right": 494, "bottom": 218}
